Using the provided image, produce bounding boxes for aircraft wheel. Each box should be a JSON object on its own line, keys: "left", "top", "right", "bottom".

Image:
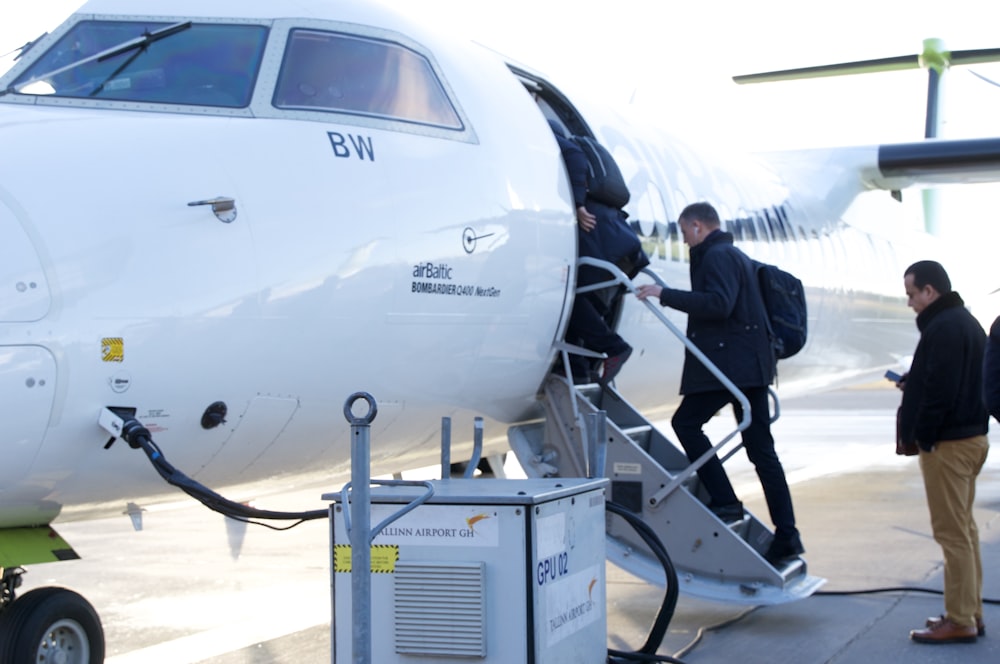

{"left": 0, "top": 586, "right": 104, "bottom": 664}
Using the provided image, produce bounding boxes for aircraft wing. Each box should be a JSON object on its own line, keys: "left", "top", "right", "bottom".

{"left": 753, "top": 136, "right": 1000, "bottom": 218}
{"left": 872, "top": 136, "right": 1000, "bottom": 188}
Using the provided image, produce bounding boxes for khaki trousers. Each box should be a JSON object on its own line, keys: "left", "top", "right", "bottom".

{"left": 919, "top": 434, "right": 990, "bottom": 628}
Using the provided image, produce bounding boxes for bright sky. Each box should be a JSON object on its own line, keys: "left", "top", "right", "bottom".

{"left": 2, "top": 0, "right": 999, "bottom": 309}
{"left": 3, "top": 0, "right": 999, "bottom": 149}
{"left": 410, "top": 0, "right": 1000, "bottom": 152}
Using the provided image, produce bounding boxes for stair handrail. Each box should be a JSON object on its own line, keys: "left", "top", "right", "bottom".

{"left": 551, "top": 258, "right": 642, "bottom": 467}
{"left": 572, "top": 259, "right": 752, "bottom": 509}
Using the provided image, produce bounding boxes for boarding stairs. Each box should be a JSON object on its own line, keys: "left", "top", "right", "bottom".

{"left": 507, "top": 261, "right": 825, "bottom": 605}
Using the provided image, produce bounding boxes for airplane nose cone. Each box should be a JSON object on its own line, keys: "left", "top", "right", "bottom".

{"left": 0, "top": 195, "right": 50, "bottom": 321}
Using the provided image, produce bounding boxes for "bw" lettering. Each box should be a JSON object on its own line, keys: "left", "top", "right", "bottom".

{"left": 328, "top": 132, "right": 375, "bottom": 161}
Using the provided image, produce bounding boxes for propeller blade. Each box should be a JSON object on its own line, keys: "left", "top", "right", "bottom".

{"left": 734, "top": 45, "right": 1000, "bottom": 85}
{"left": 734, "top": 55, "right": 919, "bottom": 84}
{"left": 949, "top": 47, "right": 1000, "bottom": 66}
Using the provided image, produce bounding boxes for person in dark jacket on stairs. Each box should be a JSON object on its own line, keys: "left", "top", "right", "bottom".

{"left": 636, "top": 201, "right": 803, "bottom": 565}
{"left": 548, "top": 119, "right": 633, "bottom": 384}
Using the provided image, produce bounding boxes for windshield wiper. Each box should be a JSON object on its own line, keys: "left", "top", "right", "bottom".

{"left": 96, "top": 21, "right": 192, "bottom": 63}
{"left": 0, "top": 32, "right": 48, "bottom": 62}
{"left": 1, "top": 21, "right": 191, "bottom": 98}
{"left": 89, "top": 22, "right": 194, "bottom": 97}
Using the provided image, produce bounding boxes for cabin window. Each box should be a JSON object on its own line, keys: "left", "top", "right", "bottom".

{"left": 273, "top": 30, "right": 462, "bottom": 129}
{"left": 755, "top": 214, "right": 771, "bottom": 242}
{"left": 765, "top": 208, "right": 790, "bottom": 241}
{"left": 667, "top": 221, "right": 685, "bottom": 262}
{"left": 11, "top": 21, "right": 267, "bottom": 107}
{"left": 729, "top": 218, "right": 744, "bottom": 241}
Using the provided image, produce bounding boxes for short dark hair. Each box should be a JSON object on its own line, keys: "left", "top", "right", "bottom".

{"left": 679, "top": 202, "right": 721, "bottom": 228}
{"left": 904, "top": 260, "right": 952, "bottom": 295}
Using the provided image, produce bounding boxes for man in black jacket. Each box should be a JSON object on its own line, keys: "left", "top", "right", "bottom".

{"left": 636, "top": 202, "right": 802, "bottom": 565}
{"left": 984, "top": 315, "right": 1000, "bottom": 423}
{"left": 898, "top": 260, "right": 989, "bottom": 644}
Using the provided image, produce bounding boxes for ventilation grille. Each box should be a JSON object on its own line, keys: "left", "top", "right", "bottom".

{"left": 394, "top": 561, "right": 487, "bottom": 657}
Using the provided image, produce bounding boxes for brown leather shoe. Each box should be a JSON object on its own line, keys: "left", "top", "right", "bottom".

{"left": 911, "top": 617, "right": 978, "bottom": 644}
{"left": 926, "top": 614, "right": 985, "bottom": 637}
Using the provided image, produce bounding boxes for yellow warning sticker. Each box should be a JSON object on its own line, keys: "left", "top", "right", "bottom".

{"left": 333, "top": 544, "right": 399, "bottom": 573}
{"left": 102, "top": 337, "right": 124, "bottom": 362}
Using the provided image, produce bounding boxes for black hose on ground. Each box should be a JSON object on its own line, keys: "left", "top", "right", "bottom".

{"left": 605, "top": 501, "right": 687, "bottom": 664}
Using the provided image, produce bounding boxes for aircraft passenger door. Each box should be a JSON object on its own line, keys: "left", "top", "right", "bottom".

{"left": 0, "top": 119, "right": 263, "bottom": 480}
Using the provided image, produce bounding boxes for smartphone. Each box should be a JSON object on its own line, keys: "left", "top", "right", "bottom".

{"left": 884, "top": 370, "right": 902, "bottom": 383}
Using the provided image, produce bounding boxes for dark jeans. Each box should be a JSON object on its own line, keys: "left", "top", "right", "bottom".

{"left": 566, "top": 287, "right": 629, "bottom": 376}
{"left": 671, "top": 386, "right": 799, "bottom": 542}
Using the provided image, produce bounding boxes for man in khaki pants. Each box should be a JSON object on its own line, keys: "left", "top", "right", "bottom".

{"left": 895, "top": 260, "right": 989, "bottom": 644}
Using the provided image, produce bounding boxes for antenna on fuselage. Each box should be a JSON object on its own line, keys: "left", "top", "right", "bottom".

{"left": 733, "top": 40, "right": 1000, "bottom": 235}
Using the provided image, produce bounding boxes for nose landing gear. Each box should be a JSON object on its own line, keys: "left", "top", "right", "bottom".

{"left": 0, "top": 578, "right": 105, "bottom": 664}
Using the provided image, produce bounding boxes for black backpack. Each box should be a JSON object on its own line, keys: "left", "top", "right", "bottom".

{"left": 754, "top": 262, "right": 807, "bottom": 360}
{"left": 571, "top": 135, "right": 630, "bottom": 209}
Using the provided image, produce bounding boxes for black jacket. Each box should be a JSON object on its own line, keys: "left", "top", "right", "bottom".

{"left": 899, "top": 291, "right": 988, "bottom": 451}
{"left": 984, "top": 315, "right": 1000, "bottom": 423}
{"left": 552, "top": 129, "right": 588, "bottom": 208}
{"left": 552, "top": 129, "right": 642, "bottom": 285}
{"left": 658, "top": 230, "right": 775, "bottom": 394}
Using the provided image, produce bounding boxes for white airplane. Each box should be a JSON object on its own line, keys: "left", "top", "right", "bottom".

{"left": 2, "top": 0, "right": 1000, "bottom": 661}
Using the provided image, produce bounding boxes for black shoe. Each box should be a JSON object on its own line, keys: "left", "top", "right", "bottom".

{"left": 709, "top": 501, "right": 744, "bottom": 522}
{"left": 764, "top": 536, "right": 805, "bottom": 565}
{"left": 601, "top": 346, "right": 632, "bottom": 384}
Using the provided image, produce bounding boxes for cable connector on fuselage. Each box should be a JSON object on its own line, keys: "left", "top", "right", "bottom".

{"left": 98, "top": 406, "right": 145, "bottom": 449}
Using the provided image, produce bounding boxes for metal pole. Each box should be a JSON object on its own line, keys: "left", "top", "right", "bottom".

{"left": 587, "top": 411, "right": 608, "bottom": 479}
{"left": 463, "top": 417, "right": 484, "bottom": 478}
{"left": 440, "top": 416, "right": 451, "bottom": 479}
{"left": 343, "top": 392, "right": 377, "bottom": 664}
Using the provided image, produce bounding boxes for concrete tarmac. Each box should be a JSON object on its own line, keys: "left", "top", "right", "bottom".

{"left": 17, "top": 385, "right": 1000, "bottom": 663}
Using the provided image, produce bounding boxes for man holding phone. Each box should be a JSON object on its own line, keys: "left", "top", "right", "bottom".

{"left": 897, "top": 260, "right": 989, "bottom": 645}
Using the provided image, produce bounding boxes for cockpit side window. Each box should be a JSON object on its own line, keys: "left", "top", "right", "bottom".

{"left": 273, "top": 29, "right": 462, "bottom": 129}
{"left": 11, "top": 21, "right": 267, "bottom": 108}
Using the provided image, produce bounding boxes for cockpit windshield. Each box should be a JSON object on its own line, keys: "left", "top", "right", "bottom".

{"left": 273, "top": 29, "right": 462, "bottom": 129}
{"left": 10, "top": 21, "right": 267, "bottom": 108}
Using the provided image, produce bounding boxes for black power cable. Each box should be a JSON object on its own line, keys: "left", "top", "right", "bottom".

{"left": 817, "top": 587, "right": 1000, "bottom": 604}
{"left": 605, "top": 501, "right": 687, "bottom": 664}
{"left": 118, "top": 417, "right": 327, "bottom": 529}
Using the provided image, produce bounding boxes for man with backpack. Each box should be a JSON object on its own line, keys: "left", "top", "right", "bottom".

{"left": 548, "top": 119, "right": 642, "bottom": 384}
{"left": 636, "top": 201, "right": 804, "bottom": 565}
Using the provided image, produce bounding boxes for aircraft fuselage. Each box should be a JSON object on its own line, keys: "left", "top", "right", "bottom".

{"left": 0, "top": 0, "right": 918, "bottom": 530}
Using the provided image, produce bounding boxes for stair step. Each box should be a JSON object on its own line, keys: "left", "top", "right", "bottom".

{"left": 620, "top": 424, "right": 652, "bottom": 438}
{"left": 774, "top": 557, "right": 806, "bottom": 580}
{"left": 576, "top": 382, "right": 603, "bottom": 402}
{"left": 619, "top": 424, "right": 653, "bottom": 450}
